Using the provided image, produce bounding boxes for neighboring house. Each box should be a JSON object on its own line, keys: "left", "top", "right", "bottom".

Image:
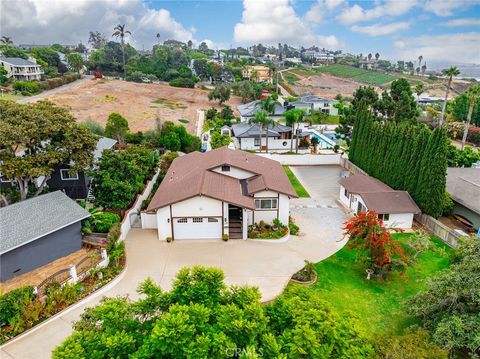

{"left": 414, "top": 93, "right": 444, "bottom": 104}
{"left": 446, "top": 167, "right": 480, "bottom": 230}
{"left": 289, "top": 95, "right": 339, "bottom": 116}
{"left": 46, "top": 137, "right": 117, "bottom": 200}
{"left": 0, "top": 191, "right": 90, "bottom": 281}
{"left": 242, "top": 65, "right": 272, "bottom": 82}
{"left": 143, "top": 147, "right": 297, "bottom": 241}
{"left": 232, "top": 122, "right": 292, "bottom": 151}
{"left": 0, "top": 57, "right": 43, "bottom": 81}
{"left": 237, "top": 100, "right": 287, "bottom": 121}
{"left": 339, "top": 174, "right": 420, "bottom": 229}
{"left": 303, "top": 50, "right": 334, "bottom": 63}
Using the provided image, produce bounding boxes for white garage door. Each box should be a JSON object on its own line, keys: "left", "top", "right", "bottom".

{"left": 173, "top": 217, "right": 222, "bottom": 240}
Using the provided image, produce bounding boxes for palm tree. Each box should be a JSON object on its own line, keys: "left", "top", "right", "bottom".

{"left": 461, "top": 85, "right": 480, "bottom": 150}
{"left": 421, "top": 63, "right": 427, "bottom": 76}
{"left": 1, "top": 36, "right": 13, "bottom": 45}
{"left": 418, "top": 55, "right": 423, "bottom": 69}
{"left": 249, "top": 110, "right": 268, "bottom": 152}
{"left": 112, "top": 24, "right": 131, "bottom": 80}
{"left": 439, "top": 66, "right": 461, "bottom": 126}
{"left": 368, "top": 53, "right": 372, "bottom": 61}
{"left": 259, "top": 97, "right": 277, "bottom": 152}
{"left": 156, "top": 33, "right": 161, "bottom": 45}
{"left": 375, "top": 53, "right": 380, "bottom": 61}
{"left": 285, "top": 108, "right": 304, "bottom": 153}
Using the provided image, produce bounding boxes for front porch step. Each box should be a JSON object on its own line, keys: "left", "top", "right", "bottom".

{"left": 229, "top": 233, "right": 243, "bottom": 239}
{"left": 229, "top": 228, "right": 242, "bottom": 234}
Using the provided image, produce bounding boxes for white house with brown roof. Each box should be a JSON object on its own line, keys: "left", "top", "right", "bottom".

{"left": 142, "top": 147, "right": 297, "bottom": 241}
{"left": 339, "top": 174, "right": 420, "bottom": 229}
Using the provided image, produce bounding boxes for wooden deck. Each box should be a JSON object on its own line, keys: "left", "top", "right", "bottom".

{"left": 0, "top": 249, "right": 96, "bottom": 294}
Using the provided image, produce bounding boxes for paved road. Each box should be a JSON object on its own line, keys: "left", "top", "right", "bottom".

{"left": 17, "top": 76, "right": 92, "bottom": 104}
{"left": 1, "top": 166, "right": 347, "bottom": 358}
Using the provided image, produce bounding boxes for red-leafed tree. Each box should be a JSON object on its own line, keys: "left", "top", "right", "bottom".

{"left": 344, "top": 211, "right": 407, "bottom": 278}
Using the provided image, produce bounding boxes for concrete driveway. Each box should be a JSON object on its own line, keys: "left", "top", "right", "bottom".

{"left": 1, "top": 165, "right": 347, "bottom": 359}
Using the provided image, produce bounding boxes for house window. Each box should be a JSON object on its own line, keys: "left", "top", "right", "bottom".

{"left": 254, "top": 138, "right": 260, "bottom": 146}
{"left": 177, "top": 218, "right": 188, "bottom": 223}
{"left": 221, "top": 165, "right": 230, "bottom": 172}
{"left": 60, "top": 169, "right": 79, "bottom": 180}
{"left": 378, "top": 213, "right": 390, "bottom": 221}
{"left": 324, "top": 103, "right": 329, "bottom": 107}
{"left": 255, "top": 198, "right": 278, "bottom": 210}
{"left": 193, "top": 217, "right": 203, "bottom": 223}
{"left": 344, "top": 188, "right": 349, "bottom": 198}
{"left": 208, "top": 218, "right": 219, "bottom": 222}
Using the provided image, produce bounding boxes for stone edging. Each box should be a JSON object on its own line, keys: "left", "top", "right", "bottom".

{"left": 0, "top": 263, "right": 128, "bottom": 349}
{"left": 290, "top": 270, "right": 318, "bottom": 286}
{"left": 248, "top": 233, "right": 290, "bottom": 243}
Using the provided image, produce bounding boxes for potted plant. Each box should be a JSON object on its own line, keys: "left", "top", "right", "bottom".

{"left": 222, "top": 234, "right": 229, "bottom": 241}
{"left": 166, "top": 236, "right": 173, "bottom": 243}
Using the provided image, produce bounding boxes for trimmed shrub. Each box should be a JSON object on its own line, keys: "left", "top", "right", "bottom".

{"left": 13, "top": 81, "right": 40, "bottom": 94}
{"left": 169, "top": 77, "right": 196, "bottom": 88}
{"left": 94, "top": 212, "right": 121, "bottom": 233}
{"left": 0, "top": 286, "right": 35, "bottom": 327}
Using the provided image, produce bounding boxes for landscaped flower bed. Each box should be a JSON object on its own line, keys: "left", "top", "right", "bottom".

{"left": 248, "top": 219, "right": 288, "bottom": 239}
{"left": 291, "top": 261, "right": 317, "bottom": 285}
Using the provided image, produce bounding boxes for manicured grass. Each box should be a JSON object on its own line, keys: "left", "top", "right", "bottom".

{"left": 325, "top": 115, "right": 340, "bottom": 124}
{"left": 314, "top": 64, "right": 397, "bottom": 86}
{"left": 290, "top": 233, "right": 451, "bottom": 336}
{"left": 283, "top": 165, "right": 310, "bottom": 197}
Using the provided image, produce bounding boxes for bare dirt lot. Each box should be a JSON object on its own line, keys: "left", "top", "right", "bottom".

{"left": 289, "top": 72, "right": 382, "bottom": 99}
{"left": 39, "top": 79, "right": 242, "bottom": 133}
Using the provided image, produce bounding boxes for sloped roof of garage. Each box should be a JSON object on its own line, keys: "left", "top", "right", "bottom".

{"left": 147, "top": 147, "right": 297, "bottom": 211}
{"left": 0, "top": 191, "right": 90, "bottom": 255}
{"left": 446, "top": 167, "right": 480, "bottom": 214}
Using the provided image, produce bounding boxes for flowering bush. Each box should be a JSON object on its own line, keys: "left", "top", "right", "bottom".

{"left": 343, "top": 211, "right": 407, "bottom": 277}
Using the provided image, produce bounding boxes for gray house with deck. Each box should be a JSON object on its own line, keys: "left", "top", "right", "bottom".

{"left": 0, "top": 191, "right": 90, "bottom": 281}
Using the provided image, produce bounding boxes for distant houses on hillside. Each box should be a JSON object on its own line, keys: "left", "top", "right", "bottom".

{"left": 0, "top": 57, "right": 43, "bottom": 81}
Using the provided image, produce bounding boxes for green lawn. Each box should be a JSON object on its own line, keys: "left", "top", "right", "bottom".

{"left": 290, "top": 234, "right": 451, "bottom": 336}
{"left": 283, "top": 165, "right": 310, "bottom": 197}
{"left": 313, "top": 64, "right": 397, "bottom": 86}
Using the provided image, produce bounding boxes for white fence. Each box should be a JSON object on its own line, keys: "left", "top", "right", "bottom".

{"left": 258, "top": 153, "right": 342, "bottom": 166}
{"left": 119, "top": 169, "right": 160, "bottom": 241}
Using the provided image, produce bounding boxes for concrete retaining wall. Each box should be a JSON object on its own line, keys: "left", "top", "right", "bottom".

{"left": 258, "top": 153, "right": 342, "bottom": 165}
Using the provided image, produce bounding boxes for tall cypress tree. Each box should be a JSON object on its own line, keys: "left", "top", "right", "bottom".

{"left": 415, "top": 127, "right": 449, "bottom": 217}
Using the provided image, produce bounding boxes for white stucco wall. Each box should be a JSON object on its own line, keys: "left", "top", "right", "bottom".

{"left": 239, "top": 137, "right": 294, "bottom": 151}
{"left": 171, "top": 196, "right": 222, "bottom": 217}
{"left": 252, "top": 190, "right": 290, "bottom": 225}
{"left": 141, "top": 212, "right": 157, "bottom": 228}
{"left": 211, "top": 165, "right": 255, "bottom": 179}
{"left": 339, "top": 185, "right": 350, "bottom": 208}
{"left": 383, "top": 213, "right": 414, "bottom": 229}
{"left": 156, "top": 206, "right": 171, "bottom": 241}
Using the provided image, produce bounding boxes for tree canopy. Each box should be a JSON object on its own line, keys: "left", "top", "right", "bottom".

{"left": 0, "top": 100, "right": 96, "bottom": 201}
{"left": 105, "top": 113, "right": 129, "bottom": 144}
{"left": 53, "top": 266, "right": 372, "bottom": 358}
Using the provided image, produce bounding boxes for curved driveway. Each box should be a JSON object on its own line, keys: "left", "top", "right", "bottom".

{"left": 1, "top": 165, "right": 347, "bottom": 359}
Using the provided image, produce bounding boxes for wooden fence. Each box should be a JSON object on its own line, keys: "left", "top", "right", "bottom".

{"left": 414, "top": 213, "right": 460, "bottom": 248}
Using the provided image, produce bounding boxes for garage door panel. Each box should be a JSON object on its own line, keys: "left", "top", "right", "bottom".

{"left": 173, "top": 217, "right": 221, "bottom": 240}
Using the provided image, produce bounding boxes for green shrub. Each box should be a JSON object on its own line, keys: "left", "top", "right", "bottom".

{"left": 288, "top": 216, "right": 299, "bottom": 235}
{"left": 0, "top": 286, "right": 35, "bottom": 327}
{"left": 169, "top": 77, "right": 196, "bottom": 88}
{"left": 13, "top": 81, "right": 40, "bottom": 94}
{"left": 93, "top": 212, "right": 120, "bottom": 233}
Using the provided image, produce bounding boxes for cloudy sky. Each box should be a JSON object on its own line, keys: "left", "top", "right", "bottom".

{"left": 1, "top": 0, "right": 480, "bottom": 64}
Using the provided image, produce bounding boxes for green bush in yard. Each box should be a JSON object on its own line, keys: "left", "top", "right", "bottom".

{"left": 13, "top": 81, "right": 40, "bottom": 94}
{"left": 169, "top": 77, "right": 196, "bottom": 88}
{"left": 0, "top": 286, "right": 35, "bottom": 327}
{"left": 93, "top": 212, "right": 120, "bottom": 233}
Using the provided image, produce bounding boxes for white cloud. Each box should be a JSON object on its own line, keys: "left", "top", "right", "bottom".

{"left": 337, "top": 0, "right": 417, "bottom": 25}
{"left": 1, "top": 0, "right": 194, "bottom": 49}
{"left": 393, "top": 32, "right": 480, "bottom": 64}
{"left": 304, "top": 0, "right": 345, "bottom": 24}
{"left": 234, "top": 0, "right": 341, "bottom": 48}
{"left": 440, "top": 18, "right": 480, "bottom": 27}
{"left": 424, "top": 0, "right": 480, "bottom": 16}
{"left": 351, "top": 21, "right": 410, "bottom": 36}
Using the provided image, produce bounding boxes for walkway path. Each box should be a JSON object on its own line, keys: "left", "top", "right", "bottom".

{"left": 17, "top": 76, "right": 92, "bottom": 104}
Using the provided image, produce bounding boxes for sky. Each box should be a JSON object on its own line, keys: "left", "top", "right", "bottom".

{"left": 1, "top": 0, "right": 480, "bottom": 65}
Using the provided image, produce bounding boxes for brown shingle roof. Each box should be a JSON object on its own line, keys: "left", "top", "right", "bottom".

{"left": 339, "top": 174, "right": 391, "bottom": 193}
{"left": 340, "top": 174, "right": 420, "bottom": 214}
{"left": 147, "top": 147, "right": 297, "bottom": 211}
{"left": 360, "top": 191, "right": 421, "bottom": 214}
